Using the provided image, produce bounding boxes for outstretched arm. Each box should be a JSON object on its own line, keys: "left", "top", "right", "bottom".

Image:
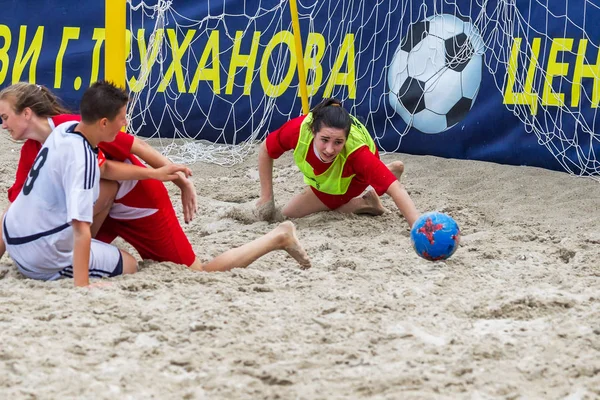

{"left": 386, "top": 180, "right": 420, "bottom": 228}
{"left": 130, "top": 137, "right": 197, "bottom": 223}
{"left": 100, "top": 160, "right": 191, "bottom": 182}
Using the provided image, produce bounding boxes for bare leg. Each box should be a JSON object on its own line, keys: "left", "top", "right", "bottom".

{"left": 190, "top": 221, "right": 311, "bottom": 272}
{"left": 189, "top": 257, "right": 204, "bottom": 271}
{"left": 284, "top": 186, "right": 388, "bottom": 217}
{"left": 92, "top": 179, "right": 119, "bottom": 238}
{"left": 282, "top": 187, "right": 330, "bottom": 218}
{"left": 337, "top": 190, "right": 388, "bottom": 216}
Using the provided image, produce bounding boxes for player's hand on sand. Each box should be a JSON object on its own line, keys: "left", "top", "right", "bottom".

{"left": 151, "top": 164, "right": 192, "bottom": 182}
{"left": 256, "top": 196, "right": 276, "bottom": 221}
{"left": 179, "top": 177, "right": 198, "bottom": 224}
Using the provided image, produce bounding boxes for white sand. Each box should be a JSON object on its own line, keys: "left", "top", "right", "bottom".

{"left": 0, "top": 136, "right": 599, "bottom": 399}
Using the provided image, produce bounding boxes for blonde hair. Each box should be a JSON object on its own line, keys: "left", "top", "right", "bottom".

{"left": 0, "top": 82, "right": 71, "bottom": 117}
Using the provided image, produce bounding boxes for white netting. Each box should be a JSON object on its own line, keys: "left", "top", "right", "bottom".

{"left": 126, "top": 0, "right": 299, "bottom": 165}
{"left": 484, "top": 1, "right": 600, "bottom": 177}
{"left": 125, "top": 0, "right": 600, "bottom": 178}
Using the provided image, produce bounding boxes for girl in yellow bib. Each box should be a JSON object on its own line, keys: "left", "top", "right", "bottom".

{"left": 256, "top": 98, "right": 419, "bottom": 228}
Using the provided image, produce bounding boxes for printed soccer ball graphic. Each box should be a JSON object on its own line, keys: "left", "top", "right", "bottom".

{"left": 388, "top": 13, "right": 485, "bottom": 134}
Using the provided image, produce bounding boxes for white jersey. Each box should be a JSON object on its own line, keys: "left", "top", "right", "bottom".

{"left": 3, "top": 122, "right": 100, "bottom": 279}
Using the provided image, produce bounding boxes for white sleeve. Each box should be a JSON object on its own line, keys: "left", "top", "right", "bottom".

{"left": 63, "top": 141, "right": 98, "bottom": 223}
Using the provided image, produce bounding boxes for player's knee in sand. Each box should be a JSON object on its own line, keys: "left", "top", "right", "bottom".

{"left": 387, "top": 161, "right": 404, "bottom": 180}
{"left": 281, "top": 201, "right": 306, "bottom": 219}
{"left": 120, "top": 250, "right": 138, "bottom": 274}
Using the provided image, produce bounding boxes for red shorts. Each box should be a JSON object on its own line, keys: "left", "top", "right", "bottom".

{"left": 95, "top": 179, "right": 196, "bottom": 267}
{"left": 311, "top": 181, "right": 370, "bottom": 210}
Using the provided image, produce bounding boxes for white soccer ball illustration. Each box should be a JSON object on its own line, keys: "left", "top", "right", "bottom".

{"left": 388, "top": 13, "right": 485, "bottom": 134}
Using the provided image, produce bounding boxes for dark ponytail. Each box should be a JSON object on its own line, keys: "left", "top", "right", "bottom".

{"left": 309, "top": 98, "right": 352, "bottom": 138}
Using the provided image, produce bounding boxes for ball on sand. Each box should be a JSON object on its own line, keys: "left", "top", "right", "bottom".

{"left": 410, "top": 212, "right": 460, "bottom": 261}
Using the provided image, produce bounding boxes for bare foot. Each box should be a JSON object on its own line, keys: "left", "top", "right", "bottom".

{"left": 387, "top": 161, "right": 404, "bottom": 181}
{"left": 274, "top": 221, "right": 311, "bottom": 269}
{"left": 355, "top": 190, "right": 388, "bottom": 216}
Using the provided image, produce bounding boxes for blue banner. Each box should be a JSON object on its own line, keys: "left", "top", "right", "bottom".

{"left": 2, "top": 0, "right": 599, "bottom": 175}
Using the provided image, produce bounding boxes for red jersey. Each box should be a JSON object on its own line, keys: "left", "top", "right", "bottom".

{"left": 265, "top": 115, "right": 397, "bottom": 209}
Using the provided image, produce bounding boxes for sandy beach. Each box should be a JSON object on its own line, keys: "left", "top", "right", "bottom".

{"left": 0, "top": 135, "right": 599, "bottom": 399}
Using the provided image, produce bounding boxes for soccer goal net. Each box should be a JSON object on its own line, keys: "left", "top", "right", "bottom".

{"left": 125, "top": 0, "right": 600, "bottom": 178}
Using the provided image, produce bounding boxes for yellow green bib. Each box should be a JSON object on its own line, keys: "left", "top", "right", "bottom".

{"left": 293, "top": 112, "right": 376, "bottom": 195}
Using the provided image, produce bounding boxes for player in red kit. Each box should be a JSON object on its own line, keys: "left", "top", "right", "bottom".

{"left": 256, "top": 98, "right": 419, "bottom": 227}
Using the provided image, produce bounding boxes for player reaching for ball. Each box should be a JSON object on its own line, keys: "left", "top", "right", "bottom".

{"left": 256, "top": 98, "right": 420, "bottom": 228}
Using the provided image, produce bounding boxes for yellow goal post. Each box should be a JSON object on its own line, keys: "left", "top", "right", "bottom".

{"left": 104, "top": 0, "right": 310, "bottom": 113}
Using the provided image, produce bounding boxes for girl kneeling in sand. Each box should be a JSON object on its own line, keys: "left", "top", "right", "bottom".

{"left": 256, "top": 98, "right": 420, "bottom": 228}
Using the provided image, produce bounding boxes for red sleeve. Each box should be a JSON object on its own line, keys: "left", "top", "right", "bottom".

{"left": 98, "top": 131, "right": 134, "bottom": 161}
{"left": 52, "top": 114, "right": 81, "bottom": 126}
{"left": 7, "top": 140, "right": 42, "bottom": 202}
{"left": 347, "top": 147, "right": 397, "bottom": 196}
{"left": 265, "top": 115, "right": 307, "bottom": 159}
